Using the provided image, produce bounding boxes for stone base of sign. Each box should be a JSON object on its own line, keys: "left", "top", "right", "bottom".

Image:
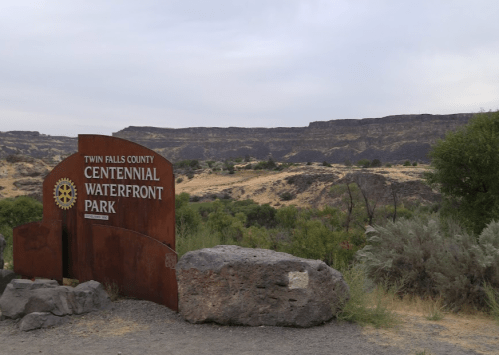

{"left": 0, "top": 279, "right": 112, "bottom": 331}
{"left": 176, "top": 245, "right": 350, "bottom": 328}
{"left": 19, "top": 312, "right": 69, "bottom": 331}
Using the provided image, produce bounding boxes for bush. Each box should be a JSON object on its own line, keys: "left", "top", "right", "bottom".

{"left": 0, "top": 196, "right": 43, "bottom": 269}
{"left": 280, "top": 192, "right": 295, "bottom": 201}
{"left": 356, "top": 159, "right": 370, "bottom": 168}
{"left": 290, "top": 219, "right": 356, "bottom": 266}
{"left": 403, "top": 160, "right": 411, "bottom": 166}
{"left": 306, "top": 162, "right": 312, "bottom": 165}
{"left": 276, "top": 205, "right": 298, "bottom": 229}
{"left": 176, "top": 177, "right": 183, "bottom": 184}
{"left": 175, "top": 193, "right": 201, "bottom": 234}
{"left": 385, "top": 163, "right": 392, "bottom": 168}
{"left": 344, "top": 159, "right": 352, "bottom": 167}
{"left": 175, "top": 159, "right": 201, "bottom": 169}
{"left": 371, "top": 159, "right": 382, "bottom": 168}
{"left": 336, "top": 264, "right": 399, "bottom": 328}
{"left": 322, "top": 161, "right": 331, "bottom": 167}
{"left": 0, "top": 196, "right": 43, "bottom": 228}
{"left": 412, "top": 161, "right": 418, "bottom": 166}
{"left": 252, "top": 158, "right": 277, "bottom": 171}
{"left": 357, "top": 218, "right": 499, "bottom": 310}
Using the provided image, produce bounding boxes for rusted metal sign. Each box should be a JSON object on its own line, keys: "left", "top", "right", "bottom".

{"left": 13, "top": 135, "right": 177, "bottom": 311}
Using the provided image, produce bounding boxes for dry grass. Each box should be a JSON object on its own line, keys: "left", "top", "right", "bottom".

{"left": 363, "top": 292, "right": 499, "bottom": 354}
{"left": 175, "top": 163, "right": 432, "bottom": 209}
{"left": 70, "top": 317, "right": 150, "bottom": 337}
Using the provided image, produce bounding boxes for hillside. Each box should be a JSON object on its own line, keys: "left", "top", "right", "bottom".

{"left": 113, "top": 113, "right": 473, "bottom": 163}
{"left": 0, "top": 154, "right": 438, "bottom": 211}
{"left": 0, "top": 113, "right": 473, "bottom": 164}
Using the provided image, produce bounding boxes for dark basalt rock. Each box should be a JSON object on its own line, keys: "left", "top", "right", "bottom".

{"left": 176, "top": 245, "right": 349, "bottom": 327}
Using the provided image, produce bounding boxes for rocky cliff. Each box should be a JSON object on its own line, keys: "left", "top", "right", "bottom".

{"left": 113, "top": 113, "right": 474, "bottom": 163}
{"left": 0, "top": 131, "right": 76, "bottom": 161}
{"left": 0, "top": 113, "right": 474, "bottom": 163}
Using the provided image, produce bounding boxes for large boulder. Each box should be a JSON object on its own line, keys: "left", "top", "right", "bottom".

{"left": 176, "top": 245, "right": 349, "bottom": 327}
{"left": 0, "top": 279, "right": 111, "bottom": 330}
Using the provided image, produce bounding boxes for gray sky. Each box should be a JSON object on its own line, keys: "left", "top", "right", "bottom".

{"left": 1, "top": 0, "right": 498, "bottom": 137}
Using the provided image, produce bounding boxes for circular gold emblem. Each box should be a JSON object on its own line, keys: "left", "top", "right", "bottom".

{"left": 53, "top": 178, "right": 77, "bottom": 210}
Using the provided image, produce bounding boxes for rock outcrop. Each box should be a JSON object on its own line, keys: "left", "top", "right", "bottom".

{"left": 0, "top": 279, "right": 111, "bottom": 331}
{"left": 1, "top": 113, "right": 475, "bottom": 163}
{"left": 176, "top": 245, "right": 349, "bottom": 327}
{"left": 114, "top": 113, "right": 474, "bottom": 163}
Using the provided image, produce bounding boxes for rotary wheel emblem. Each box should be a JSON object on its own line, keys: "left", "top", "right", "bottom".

{"left": 53, "top": 178, "right": 77, "bottom": 210}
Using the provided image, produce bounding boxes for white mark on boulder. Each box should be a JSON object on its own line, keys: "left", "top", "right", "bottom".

{"left": 288, "top": 271, "right": 308, "bottom": 289}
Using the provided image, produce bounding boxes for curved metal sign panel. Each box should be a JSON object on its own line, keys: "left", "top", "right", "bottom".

{"left": 14, "top": 135, "right": 177, "bottom": 311}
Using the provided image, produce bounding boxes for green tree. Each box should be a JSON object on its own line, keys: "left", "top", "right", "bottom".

{"left": 425, "top": 111, "right": 499, "bottom": 234}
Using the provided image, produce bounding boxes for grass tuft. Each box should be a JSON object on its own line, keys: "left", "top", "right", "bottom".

{"left": 336, "top": 264, "right": 400, "bottom": 328}
{"left": 484, "top": 282, "right": 499, "bottom": 325}
{"left": 104, "top": 281, "right": 121, "bottom": 302}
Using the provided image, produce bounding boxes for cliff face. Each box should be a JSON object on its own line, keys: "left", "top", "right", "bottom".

{"left": 0, "top": 113, "right": 473, "bottom": 163}
{"left": 0, "top": 131, "right": 77, "bottom": 161}
{"left": 113, "top": 113, "right": 473, "bottom": 163}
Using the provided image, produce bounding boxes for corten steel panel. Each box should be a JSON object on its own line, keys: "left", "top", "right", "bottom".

{"left": 13, "top": 134, "right": 177, "bottom": 311}
{"left": 13, "top": 220, "right": 63, "bottom": 281}
{"left": 76, "top": 135, "right": 175, "bottom": 283}
{"left": 91, "top": 225, "right": 178, "bottom": 311}
{"left": 41, "top": 152, "right": 81, "bottom": 279}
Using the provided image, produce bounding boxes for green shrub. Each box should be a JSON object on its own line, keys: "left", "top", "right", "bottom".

{"left": 175, "top": 193, "right": 201, "bottom": 234}
{"left": 370, "top": 159, "right": 382, "bottom": 167}
{"left": 0, "top": 196, "right": 43, "bottom": 228}
{"left": 280, "top": 192, "right": 295, "bottom": 201}
{"left": 306, "top": 161, "right": 312, "bottom": 165}
{"left": 252, "top": 158, "right": 277, "bottom": 171}
{"left": 290, "top": 219, "right": 357, "bottom": 266}
{"left": 344, "top": 159, "right": 352, "bottom": 167}
{"left": 176, "top": 177, "right": 183, "bottom": 184}
{"left": 175, "top": 159, "right": 201, "bottom": 169}
{"left": 356, "top": 159, "right": 370, "bottom": 168}
{"left": 357, "top": 218, "right": 499, "bottom": 310}
{"left": 403, "top": 160, "right": 411, "bottom": 166}
{"left": 207, "top": 201, "right": 246, "bottom": 243}
{"left": 276, "top": 205, "right": 298, "bottom": 229}
{"left": 412, "top": 161, "right": 418, "bottom": 166}
{"left": 241, "top": 226, "right": 272, "bottom": 249}
{"left": 336, "top": 264, "right": 399, "bottom": 328}
{"left": 322, "top": 161, "right": 331, "bottom": 167}
{"left": 385, "top": 163, "right": 392, "bottom": 168}
{"left": 244, "top": 204, "right": 277, "bottom": 228}
{"left": 0, "top": 196, "right": 43, "bottom": 269}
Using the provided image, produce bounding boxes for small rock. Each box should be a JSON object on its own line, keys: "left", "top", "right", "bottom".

{"left": 0, "top": 279, "right": 111, "bottom": 330}
{"left": 19, "top": 312, "right": 69, "bottom": 331}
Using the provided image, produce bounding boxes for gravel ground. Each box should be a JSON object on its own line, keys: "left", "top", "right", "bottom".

{"left": 0, "top": 299, "right": 482, "bottom": 355}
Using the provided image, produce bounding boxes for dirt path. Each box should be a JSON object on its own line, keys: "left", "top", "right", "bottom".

{"left": 0, "top": 299, "right": 489, "bottom": 355}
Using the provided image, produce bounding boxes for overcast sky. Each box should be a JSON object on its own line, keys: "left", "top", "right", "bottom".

{"left": 1, "top": 1, "right": 498, "bottom": 137}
